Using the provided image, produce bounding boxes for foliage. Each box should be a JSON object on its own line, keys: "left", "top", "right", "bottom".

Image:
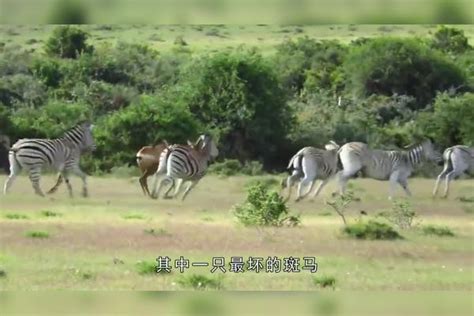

{"left": 421, "top": 225, "right": 455, "bottom": 237}
{"left": 431, "top": 26, "right": 472, "bottom": 55}
{"left": 4, "top": 213, "right": 29, "bottom": 220}
{"left": 417, "top": 92, "right": 474, "bottom": 147}
{"left": 31, "top": 57, "right": 63, "bottom": 88}
{"left": 313, "top": 276, "right": 336, "bottom": 289}
{"left": 91, "top": 94, "right": 200, "bottom": 172}
{"left": 0, "top": 74, "right": 47, "bottom": 107}
{"left": 135, "top": 260, "right": 169, "bottom": 275}
{"left": 233, "top": 183, "right": 299, "bottom": 227}
{"left": 345, "top": 37, "right": 466, "bottom": 106}
{"left": 208, "top": 159, "right": 264, "bottom": 177}
{"left": 25, "top": 231, "right": 50, "bottom": 238}
{"left": 326, "top": 191, "right": 356, "bottom": 225}
{"left": 275, "top": 37, "right": 348, "bottom": 94}
{"left": 179, "top": 50, "right": 293, "bottom": 166}
{"left": 177, "top": 274, "right": 223, "bottom": 290}
{"left": 40, "top": 210, "right": 62, "bottom": 217}
{"left": 378, "top": 199, "right": 418, "bottom": 229}
{"left": 343, "top": 220, "right": 402, "bottom": 240}
{"left": 45, "top": 26, "right": 92, "bottom": 59}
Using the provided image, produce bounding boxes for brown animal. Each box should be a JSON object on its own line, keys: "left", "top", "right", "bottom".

{"left": 136, "top": 141, "right": 169, "bottom": 197}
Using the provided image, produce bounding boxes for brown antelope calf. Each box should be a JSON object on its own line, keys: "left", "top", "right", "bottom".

{"left": 136, "top": 141, "right": 169, "bottom": 197}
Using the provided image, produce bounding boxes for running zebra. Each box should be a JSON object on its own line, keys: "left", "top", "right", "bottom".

{"left": 283, "top": 141, "right": 340, "bottom": 202}
{"left": 3, "top": 121, "right": 96, "bottom": 197}
{"left": 337, "top": 140, "right": 441, "bottom": 199}
{"left": 433, "top": 145, "right": 474, "bottom": 198}
{"left": 151, "top": 134, "right": 218, "bottom": 200}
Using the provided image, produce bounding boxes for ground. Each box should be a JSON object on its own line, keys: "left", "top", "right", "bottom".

{"left": 2, "top": 25, "right": 474, "bottom": 54}
{"left": 0, "top": 174, "right": 473, "bottom": 290}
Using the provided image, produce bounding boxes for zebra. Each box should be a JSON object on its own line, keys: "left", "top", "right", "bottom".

{"left": 150, "top": 134, "right": 218, "bottom": 200}
{"left": 282, "top": 141, "right": 340, "bottom": 202}
{"left": 336, "top": 140, "right": 442, "bottom": 199}
{"left": 3, "top": 121, "right": 96, "bottom": 197}
{"left": 433, "top": 145, "right": 474, "bottom": 198}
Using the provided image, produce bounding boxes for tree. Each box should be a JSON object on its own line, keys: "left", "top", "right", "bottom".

{"left": 45, "top": 26, "right": 92, "bottom": 59}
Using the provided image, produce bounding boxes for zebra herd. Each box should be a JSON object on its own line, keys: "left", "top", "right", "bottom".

{"left": 1, "top": 122, "right": 473, "bottom": 200}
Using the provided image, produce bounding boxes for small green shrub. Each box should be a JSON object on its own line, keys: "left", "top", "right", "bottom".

{"left": 45, "top": 26, "right": 92, "bottom": 59}
{"left": 0, "top": 269, "right": 7, "bottom": 278}
{"left": 177, "top": 274, "right": 223, "bottom": 290}
{"left": 40, "top": 210, "right": 62, "bottom": 217}
{"left": 122, "top": 213, "right": 145, "bottom": 220}
{"left": 4, "top": 213, "right": 29, "bottom": 220}
{"left": 458, "top": 196, "right": 474, "bottom": 203}
{"left": 343, "top": 220, "right": 402, "bottom": 240}
{"left": 245, "top": 177, "right": 280, "bottom": 190}
{"left": 326, "top": 191, "right": 356, "bottom": 225}
{"left": 25, "top": 231, "right": 50, "bottom": 238}
{"left": 208, "top": 159, "right": 264, "bottom": 177}
{"left": 75, "top": 269, "right": 95, "bottom": 280}
{"left": 421, "top": 225, "right": 455, "bottom": 237}
{"left": 233, "top": 183, "right": 299, "bottom": 227}
{"left": 136, "top": 261, "right": 169, "bottom": 275}
{"left": 313, "top": 275, "right": 336, "bottom": 289}
{"left": 379, "top": 199, "right": 418, "bottom": 229}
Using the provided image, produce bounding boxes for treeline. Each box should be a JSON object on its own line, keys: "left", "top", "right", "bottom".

{"left": 0, "top": 25, "right": 473, "bottom": 173}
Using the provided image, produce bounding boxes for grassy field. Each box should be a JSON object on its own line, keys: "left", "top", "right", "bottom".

{"left": 2, "top": 24, "right": 474, "bottom": 54}
{"left": 0, "top": 174, "right": 473, "bottom": 290}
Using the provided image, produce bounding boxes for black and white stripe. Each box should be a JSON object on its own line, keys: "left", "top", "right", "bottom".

{"left": 337, "top": 140, "right": 441, "bottom": 199}
{"left": 3, "top": 122, "right": 95, "bottom": 197}
{"left": 151, "top": 134, "right": 219, "bottom": 200}
{"left": 433, "top": 145, "right": 474, "bottom": 198}
{"left": 283, "top": 141, "right": 340, "bottom": 201}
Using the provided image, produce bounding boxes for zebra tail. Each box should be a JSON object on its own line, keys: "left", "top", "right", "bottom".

{"left": 287, "top": 151, "right": 304, "bottom": 171}
{"left": 9, "top": 147, "right": 22, "bottom": 170}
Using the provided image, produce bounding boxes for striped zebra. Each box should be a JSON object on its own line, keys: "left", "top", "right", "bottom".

{"left": 433, "top": 145, "right": 474, "bottom": 198}
{"left": 337, "top": 140, "right": 441, "bottom": 199}
{"left": 3, "top": 122, "right": 96, "bottom": 197}
{"left": 151, "top": 134, "right": 218, "bottom": 200}
{"left": 283, "top": 141, "right": 340, "bottom": 202}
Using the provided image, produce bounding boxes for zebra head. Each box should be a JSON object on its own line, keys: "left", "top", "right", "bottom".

{"left": 416, "top": 139, "right": 442, "bottom": 164}
{"left": 195, "top": 134, "right": 219, "bottom": 160}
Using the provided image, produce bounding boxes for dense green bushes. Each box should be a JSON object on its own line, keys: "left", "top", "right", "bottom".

{"left": 345, "top": 37, "right": 466, "bottom": 106}
{"left": 0, "top": 25, "right": 471, "bottom": 174}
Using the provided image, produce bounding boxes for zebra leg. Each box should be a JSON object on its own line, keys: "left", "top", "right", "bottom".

{"left": 295, "top": 177, "right": 314, "bottom": 202}
{"left": 388, "top": 171, "right": 400, "bottom": 200}
{"left": 398, "top": 178, "right": 412, "bottom": 197}
{"left": 47, "top": 173, "right": 64, "bottom": 195}
{"left": 181, "top": 180, "right": 199, "bottom": 201}
{"left": 28, "top": 168, "right": 45, "bottom": 197}
{"left": 442, "top": 170, "right": 458, "bottom": 198}
{"left": 153, "top": 176, "right": 171, "bottom": 199}
{"left": 171, "top": 179, "right": 184, "bottom": 199}
{"left": 3, "top": 152, "right": 22, "bottom": 195}
{"left": 284, "top": 171, "right": 300, "bottom": 202}
{"left": 61, "top": 171, "right": 74, "bottom": 198}
{"left": 309, "top": 179, "right": 330, "bottom": 200}
{"left": 163, "top": 178, "right": 176, "bottom": 199}
{"left": 432, "top": 166, "right": 449, "bottom": 197}
{"left": 71, "top": 167, "right": 88, "bottom": 198}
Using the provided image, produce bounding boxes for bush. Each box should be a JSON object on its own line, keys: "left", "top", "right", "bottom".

{"left": 45, "top": 26, "right": 92, "bottom": 59}
{"left": 431, "top": 26, "right": 472, "bottom": 55}
{"left": 4, "top": 213, "right": 29, "bottom": 220}
{"left": 178, "top": 50, "right": 293, "bottom": 167}
{"left": 343, "top": 220, "right": 402, "bottom": 240}
{"left": 417, "top": 92, "right": 474, "bottom": 147}
{"left": 421, "top": 225, "right": 455, "bottom": 237}
{"left": 0, "top": 74, "right": 47, "bottom": 107}
{"left": 344, "top": 37, "right": 466, "bottom": 106}
{"left": 135, "top": 260, "right": 169, "bottom": 275}
{"left": 92, "top": 94, "right": 200, "bottom": 172}
{"left": 378, "top": 199, "right": 418, "bottom": 230}
{"left": 313, "top": 276, "right": 336, "bottom": 289}
{"left": 208, "top": 159, "right": 264, "bottom": 177}
{"left": 0, "top": 45, "right": 31, "bottom": 76}
{"left": 40, "top": 210, "right": 62, "bottom": 217}
{"left": 233, "top": 183, "right": 300, "bottom": 227}
{"left": 11, "top": 100, "right": 92, "bottom": 139}
{"left": 177, "top": 274, "right": 223, "bottom": 290}
{"left": 31, "top": 57, "right": 63, "bottom": 88}
{"left": 25, "top": 230, "right": 50, "bottom": 238}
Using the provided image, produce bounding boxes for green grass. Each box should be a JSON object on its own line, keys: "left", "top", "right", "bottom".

{"left": 2, "top": 25, "right": 474, "bottom": 55}
{"left": 421, "top": 225, "right": 455, "bottom": 237}
{"left": 342, "top": 220, "right": 402, "bottom": 240}
{"left": 177, "top": 274, "right": 223, "bottom": 290}
{"left": 24, "top": 230, "right": 50, "bottom": 238}
{"left": 40, "top": 210, "right": 62, "bottom": 217}
{"left": 0, "top": 175, "right": 472, "bottom": 290}
{"left": 4, "top": 213, "right": 29, "bottom": 220}
{"left": 313, "top": 275, "right": 336, "bottom": 289}
{"left": 122, "top": 213, "right": 146, "bottom": 220}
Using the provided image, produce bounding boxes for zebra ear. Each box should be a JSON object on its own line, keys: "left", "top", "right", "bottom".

{"left": 187, "top": 140, "right": 193, "bottom": 146}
